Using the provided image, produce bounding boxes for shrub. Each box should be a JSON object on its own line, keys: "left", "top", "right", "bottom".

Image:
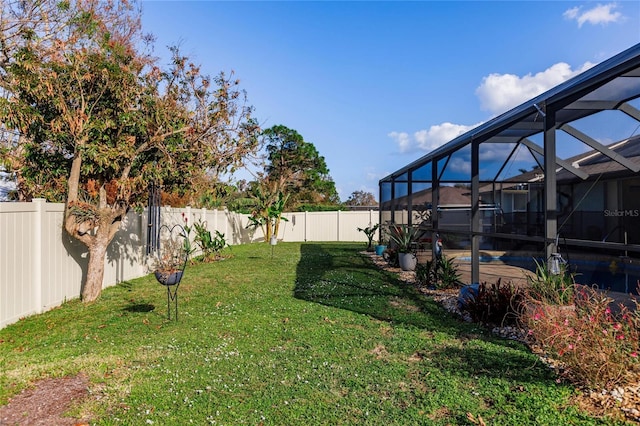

{"left": 388, "top": 224, "right": 419, "bottom": 253}
{"left": 357, "top": 224, "right": 379, "bottom": 252}
{"left": 415, "top": 255, "right": 461, "bottom": 290}
{"left": 415, "top": 262, "right": 432, "bottom": 287}
{"left": 193, "top": 220, "right": 229, "bottom": 262}
{"left": 523, "top": 285, "right": 640, "bottom": 389}
{"left": 464, "top": 278, "right": 524, "bottom": 326}
{"left": 438, "top": 256, "right": 461, "bottom": 289}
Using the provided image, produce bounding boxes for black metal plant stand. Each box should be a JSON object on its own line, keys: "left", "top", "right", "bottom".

{"left": 153, "top": 224, "right": 188, "bottom": 321}
{"left": 155, "top": 269, "right": 183, "bottom": 321}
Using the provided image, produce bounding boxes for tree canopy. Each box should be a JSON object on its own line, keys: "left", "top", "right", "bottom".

{"left": 261, "top": 124, "right": 339, "bottom": 209}
{"left": 241, "top": 125, "right": 339, "bottom": 241}
{"left": 0, "top": 0, "right": 261, "bottom": 301}
{"left": 345, "top": 190, "right": 377, "bottom": 207}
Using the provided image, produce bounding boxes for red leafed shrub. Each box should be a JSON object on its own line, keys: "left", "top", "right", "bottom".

{"left": 464, "top": 278, "right": 525, "bottom": 326}
{"left": 523, "top": 285, "right": 640, "bottom": 389}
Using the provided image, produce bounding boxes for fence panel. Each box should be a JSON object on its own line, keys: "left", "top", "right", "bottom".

{"left": 39, "top": 202, "right": 84, "bottom": 312}
{"left": 279, "top": 212, "right": 305, "bottom": 241}
{"left": 302, "top": 211, "right": 336, "bottom": 241}
{"left": 0, "top": 202, "right": 37, "bottom": 328}
{"left": 102, "top": 211, "right": 146, "bottom": 287}
{"left": 0, "top": 201, "right": 376, "bottom": 328}
{"left": 338, "top": 210, "right": 377, "bottom": 242}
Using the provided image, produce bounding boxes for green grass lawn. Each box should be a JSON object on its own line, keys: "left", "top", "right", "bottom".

{"left": 0, "top": 243, "right": 620, "bottom": 425}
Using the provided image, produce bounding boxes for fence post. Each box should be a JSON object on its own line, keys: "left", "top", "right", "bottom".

{"left": 200, "top": 207, "right": 207, "bottom": 225}
{"left": 33, "top": 198, "right": 45, "bottom": 314}
{"left": 337, "top": 210, "right": 341, "bottom": 241}
{"left": 185, "top": 206, "right": 192, "bottom": 226}
{"left": 304, "top": 211, "right": 308, "bottom": 242}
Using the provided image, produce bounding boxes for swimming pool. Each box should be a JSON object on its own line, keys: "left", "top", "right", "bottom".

{"left": 457, "top": 255, "right": 640, "bottom": 294}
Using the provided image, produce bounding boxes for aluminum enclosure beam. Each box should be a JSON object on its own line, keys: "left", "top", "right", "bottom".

{"left": 560, "top": 124, "right": 640, "bottom": 172}
{"left": 544, "top": 109, "right": 558, "bottom": 262}
{"left": 521, "top": 138, "right": 589, "bottom": 180}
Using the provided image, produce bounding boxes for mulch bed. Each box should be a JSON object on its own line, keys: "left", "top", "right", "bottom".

{"left": 0, "top": 374, "right": 91, "bottom": 425}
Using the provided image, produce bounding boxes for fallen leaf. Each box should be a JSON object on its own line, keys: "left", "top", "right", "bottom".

{"left": 466, "top": 412, "right": 486, "bottom": 426}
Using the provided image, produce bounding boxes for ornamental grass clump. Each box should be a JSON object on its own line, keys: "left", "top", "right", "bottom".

{"left": 523, "top": 285, "right": 640, "bottom": 389}
{"left": 526, "top": 258, "right": 576, "bottom": 306}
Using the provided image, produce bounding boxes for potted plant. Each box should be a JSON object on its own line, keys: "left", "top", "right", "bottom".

{"left": 388, "top": 224, "right": 419, "bottom": 271}
{"left": 374, "top": 226, "right": 388, "bottom": 256}
{"left": 357, "top": 223, "right": 379, "bottom": 252}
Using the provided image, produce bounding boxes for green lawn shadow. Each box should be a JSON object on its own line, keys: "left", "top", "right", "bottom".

{"left": 294, "top": 243, "right": 467, "bottom": 333}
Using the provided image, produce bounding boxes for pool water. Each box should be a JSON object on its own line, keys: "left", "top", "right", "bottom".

{"left": 570, "top": 258, "right": 640, "bottom": 294}
{"left": 458, "top": 255, "right": 640, "bottom": 294}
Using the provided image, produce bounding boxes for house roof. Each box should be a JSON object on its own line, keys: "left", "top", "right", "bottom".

{"left": 505, "top": 134, "right": 640, "bottom": 184}
{"left": 411, "top": 186, "right": 472, "bottom": 206}
{"left": 390, "top": 185, "right": 473, "bottom": 208}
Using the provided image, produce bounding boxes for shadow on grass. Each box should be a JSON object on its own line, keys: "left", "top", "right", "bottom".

{"left": 123, "top": 303, "right": 155, "bottom": 313}
{"left": 294, "top": 243, "right": 462, "bottom": 334}
{"left": 430, "top": 342, "right": 555, "bottom": 383}
{"left": 293, "top": 243, "right": 560, "bottom": 387}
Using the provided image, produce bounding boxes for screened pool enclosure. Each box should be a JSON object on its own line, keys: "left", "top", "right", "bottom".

{"left": 380, "top": 43, "right": 640, "bottom": 293}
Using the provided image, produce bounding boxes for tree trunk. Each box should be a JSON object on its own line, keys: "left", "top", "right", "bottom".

{"left": 82, "top": 234, "right": 109, "bottom": 302}
{"left": 72, "top": 209, "right": 124, "bottom": 302}
{"left": 64, "top": 148, "right": 129, "bottom": 302}
{"left": 273, "top": 218, "right": 281, "bottom": 241}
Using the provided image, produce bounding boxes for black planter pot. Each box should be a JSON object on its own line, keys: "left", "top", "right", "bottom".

{"left": 154, "top": 270, "right": 184, "bottom": 286}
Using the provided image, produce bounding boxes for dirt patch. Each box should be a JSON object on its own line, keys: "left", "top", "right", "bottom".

{"left": 0, "top": 374, "right": 91, "bottom": 426}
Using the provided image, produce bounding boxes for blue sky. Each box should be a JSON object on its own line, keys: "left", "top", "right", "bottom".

{"left": 140, "top": 1, "right": 640, "bottom": 202}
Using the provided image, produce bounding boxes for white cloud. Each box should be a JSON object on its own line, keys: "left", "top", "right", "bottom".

{"left": 563, "top": 3, "right": 623, "bottom": 28}
{"left": 389, "top": 122, "right": 483, "bottom": 153}
{"left": 479, "top": 142, "right": 537, "bottom": 165}
{"left": 479, "top": 143, "right": 516, "bottom": 162}
{"left": 475, "top": 61, "right": 595, "bottom": 116}
{"left": 366, "top": 172, "right": 379, "bottom": 181}
{"left": 387, "top": 131, "right": 412, "bottom": 153}
{"left": 415, "top": 122, "right": 482, "bottom": 152}
{"left": 391, "top": 58, "right": 596, "bottom": 166}
{"left": 563, "top": 6, "right": 580, "bottom": 21}
{"left": 449, "top": 156, "right": 471, "bottom": 175}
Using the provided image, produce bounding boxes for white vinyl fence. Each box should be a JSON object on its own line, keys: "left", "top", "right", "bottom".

{"left": 0, "top": 199, "right": 377, "bottom": 329}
